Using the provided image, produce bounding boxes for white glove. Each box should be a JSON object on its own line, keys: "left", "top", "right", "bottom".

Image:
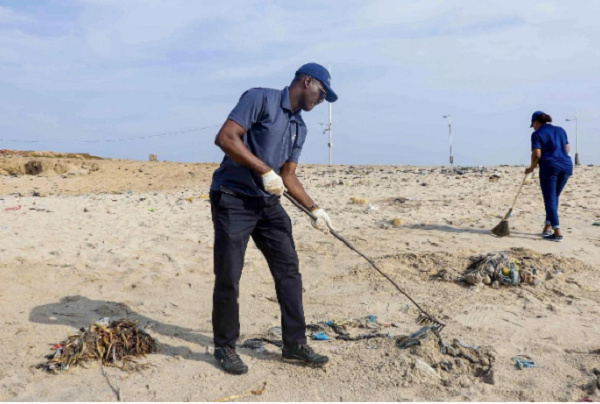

{"left": 261, "top": 169, "right": 285, "bottom": 196}
{"left": 311, "top": 208, "right": 334, "bottom": 233}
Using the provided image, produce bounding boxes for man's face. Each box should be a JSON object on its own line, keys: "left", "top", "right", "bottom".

{"left": 300, "top": 76, "right": 327, "bottom": 112}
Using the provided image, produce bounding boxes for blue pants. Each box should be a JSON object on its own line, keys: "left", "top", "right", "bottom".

{"left": 210, "top": 190, "right": 306, "bottom": 349}
{"left": 539, "top": 171, "right": 569, "bottom": 229}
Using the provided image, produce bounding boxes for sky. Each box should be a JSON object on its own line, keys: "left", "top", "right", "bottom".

{"left": 1, "top": 0, "right": 599, "bottom": 166}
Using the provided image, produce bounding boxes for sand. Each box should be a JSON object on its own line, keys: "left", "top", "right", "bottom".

{"left": 1, "top": 156, "right": 599, "bottom": 401}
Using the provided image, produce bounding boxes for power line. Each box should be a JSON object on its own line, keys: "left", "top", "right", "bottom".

{"left": 0, "top": 125, "right": 220, "bottom": 144}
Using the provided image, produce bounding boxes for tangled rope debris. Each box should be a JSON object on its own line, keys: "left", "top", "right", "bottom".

{"left": 37, "top": 318, "right": 157, "bottom": 373}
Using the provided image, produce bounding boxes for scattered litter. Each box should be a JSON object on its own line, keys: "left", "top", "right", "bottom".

{"left": 214, "top": 382, "right": 267, "bottom": 402}
{"left": 350, "top": 197, "right": 369, "bottom": 205}
{"left": 148, "top": 208, "right": 156, "bottom": 212}
{"left": 414, "top": 358, "right": 441, "bottom": 380}
{"left": 512, "top": 355, "right": 538, "bottom": 370}
{"left": 267, "top": 326, "right": 282, "bottom": 337}
{"left": 198, "top": 194, "right": 209, "bottom": 199}
{"left": 455, "top": 339, "right": 480, "bottom": 350}
{"left": 578, "top": 398, "right": 593, "bottom": 402}
{"left": 5, "top": 205, "right": 21, "bottom": 211}
{"left": 337, "top": 332, "right": 390, "bottom": 341}
{"left": 391, "top": 218, "right": 404, "bottom": 226}
{"left": 366, "top": 315, "right": 377, "bottom": 323}
{"left": 364, "top": 203, "right": 379, "bottom": 213}
{"left": 311, "top": 332, "right": 330, "bottom": 341}
{"left": 239, "top": 338, "right": 282, "bottom": 352}
{"left": 593, "top": 222, "right": 600, "bottom": 227}
{"left": 36, "top": 319, "right": 156, "bottom": 373}
{"left": 396, "top": 326, "right": 434, "bottom": 349}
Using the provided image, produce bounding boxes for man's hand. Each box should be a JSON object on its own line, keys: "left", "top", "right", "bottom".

{"left": 312, "top": 208, "right": 334, "bottom": 233}
{"left": 261, "top": 169, "right": 285, "bottom": 196}
{"left": 525, "top": 167, "right": 535, "bottom": 175}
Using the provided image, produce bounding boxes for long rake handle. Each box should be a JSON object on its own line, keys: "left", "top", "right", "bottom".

{"left": 283, "top": 191, "right": 444, "bottom": 328}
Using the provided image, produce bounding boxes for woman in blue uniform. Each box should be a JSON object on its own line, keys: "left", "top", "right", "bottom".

{"left": 525, "top": 111, "right": 573, "bottom": 242}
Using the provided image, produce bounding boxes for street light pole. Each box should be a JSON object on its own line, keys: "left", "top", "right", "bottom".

{"left": 328, "top": 66, "right": 333, "bottom": 166}
{"left": 565, "top": 117, "right": 579, "bottom": 165}
{"left": 443, "top": 115, "right": 453, "bottom": 166}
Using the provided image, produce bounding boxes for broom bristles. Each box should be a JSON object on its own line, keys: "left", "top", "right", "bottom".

{"left": 491, "top": 219, "right": 510, "bottom": 237}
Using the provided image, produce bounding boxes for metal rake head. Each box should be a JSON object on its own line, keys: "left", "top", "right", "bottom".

{"left": 416, "top": 313, "right": 446, "bottom": 333}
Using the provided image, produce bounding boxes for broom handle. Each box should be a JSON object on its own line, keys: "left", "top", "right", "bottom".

{"left": 509, "top": 174, "right": 528, "bottom": 211}
{"left": 283, "top": 191, "right": 440, "bottom": 323}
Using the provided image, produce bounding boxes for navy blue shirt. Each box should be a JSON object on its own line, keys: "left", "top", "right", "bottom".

{"left": 531, "top": 123, "right": 573, "bottom": 176}
{"left": 211, "top": 87, "right": 307, "bottom": 197}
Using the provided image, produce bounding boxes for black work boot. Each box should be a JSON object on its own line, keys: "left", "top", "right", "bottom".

{"left": 282, "top": 343, "right": 329, "bottom": 367}
{"left": 214, "top": 346, "right": 248, "bottom": 375}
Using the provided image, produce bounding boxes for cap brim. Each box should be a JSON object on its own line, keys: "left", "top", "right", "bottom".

{"left": 323, "top": 83, "right": 338, "bottom": 103}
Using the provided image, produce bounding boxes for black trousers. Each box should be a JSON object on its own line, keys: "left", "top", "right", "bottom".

{"left": 210, "top": 190, "right": 307, "bottom": 348}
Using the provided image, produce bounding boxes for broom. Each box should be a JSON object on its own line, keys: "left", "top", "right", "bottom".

{"left": 283, "top": 192, "right": 446, "bottom": 333}
{"left": 491, "top": 174, "right": 528, "bottom": 237}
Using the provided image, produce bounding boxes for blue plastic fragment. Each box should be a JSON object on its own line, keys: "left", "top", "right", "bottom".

{"left": 512, "top": 355, "right": 538, "bottom": 369}
{"left": 312, "top": 332, "right": 330, "bottom": 341}
{"left": 366, "top": 315, "right": 377, "bottom": 323}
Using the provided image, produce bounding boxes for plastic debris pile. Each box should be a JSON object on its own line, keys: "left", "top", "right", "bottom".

{"left": 460, "top": 251, "right": 540, "bottom": 288}
{"left": 37, "top": 318, "right": 156, "bottom": 373}
{"left": 396, "top": 325, "right": 495, "bottom": 384}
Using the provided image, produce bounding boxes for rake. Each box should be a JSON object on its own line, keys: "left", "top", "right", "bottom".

{"left": 283, "top": 192, "right": 446, "bottom": 333}
{"left": 491, "top": 174, "right": 528, "bottom": 237}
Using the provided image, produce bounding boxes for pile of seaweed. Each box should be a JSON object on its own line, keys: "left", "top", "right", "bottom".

{"left": 37, "top": 319, "right": 156, "bottom": 373}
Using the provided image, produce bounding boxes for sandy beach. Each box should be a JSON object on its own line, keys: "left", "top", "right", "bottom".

{"left": 1, "top": 156, "right": 599, "bottom": 401}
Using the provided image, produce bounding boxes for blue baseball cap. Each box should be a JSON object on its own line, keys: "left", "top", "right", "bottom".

{"left": 296, "top": 63, "right": 338, "bottom": 103}
{"left": 530, "top": 110, "right": 545, "bottom": 127}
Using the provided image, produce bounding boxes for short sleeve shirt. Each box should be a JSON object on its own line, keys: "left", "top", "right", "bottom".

{"left": 531, "top": 123, "right": 573, "bottom": 175}
{"left": 211, "top": 87, "right": 307, "bottom": 197}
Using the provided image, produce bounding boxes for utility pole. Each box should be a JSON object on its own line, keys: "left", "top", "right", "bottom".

{"left": 565, "top": 117, "right": 579, "bottom": 165}
{"left": 443, "top": 115, "right": 453, "bottom": 166}
{"left": 328, "top": 66, "right": 333, "bottom": 166}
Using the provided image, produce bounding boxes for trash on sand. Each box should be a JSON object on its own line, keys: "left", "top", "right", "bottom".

{"left": 350, "top": 197, "right": 369, "bottom": 205}
{"left": 593, "top": 222, "right": 600, "bottom": 226}
{"left": 577, "top": 397, "right": 593, "bottom": 402}
{"left": 5, "top": 205, "right": 21, "bottom": 211}
{"left": 392, "top": 218, "right": 404, "bottom": 226}
{"left": 414, "top": 358, "right": 442, "bottom": 380}
{"left": 311, "top": 332, "right": 330, "bottom": 341}
{"left": 337, "top": 332, "right": 390, "bottom": 341}
{"left": 36, "top": 319, "right": 156, "bottom": 373}
{"left": 365, "top": 203, "right": 379, "bottom": 213}
{"left": 214, "top": 382, "right": 267, "bottom": 402}
{"left": 366, "top": 315, "right": 377, "bottom": 323}
{"left": 240, "top": 337, "right": 283, "bottom": 352}
{"left": 148, "top": 208, "right": 156, "bottom": 212}
{"left": 461, "top": 251, "right": 536, "bottom": 288}
{"left": 396, "top": 326, "right": 434, "bottom": 349}
{"left": 185, "top": 196, "right": 194, "bottom": 203}
{"left": 267, "top": 326, "right": 282, "bottom": 337}
{"left": 455, "top": 339, "right": 480, "bottom": 350}
{"left": 512, "top": 355, "right": 538, "bottom": 370}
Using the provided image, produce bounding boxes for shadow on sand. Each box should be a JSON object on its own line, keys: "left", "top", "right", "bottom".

{"left": 29, "top": 295, "right": 216, "bottom": 366}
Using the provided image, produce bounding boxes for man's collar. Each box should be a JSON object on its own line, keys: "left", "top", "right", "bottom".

{"left": 281, "top": 87, "right": 301, "bottom": 118}
{"left": 281, "top": 87, "right": 292, "bottom": 112}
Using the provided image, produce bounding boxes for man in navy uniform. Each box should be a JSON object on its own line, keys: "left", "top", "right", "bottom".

{"left": 210, "top": 63, "right": 338, "bottom": 375}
